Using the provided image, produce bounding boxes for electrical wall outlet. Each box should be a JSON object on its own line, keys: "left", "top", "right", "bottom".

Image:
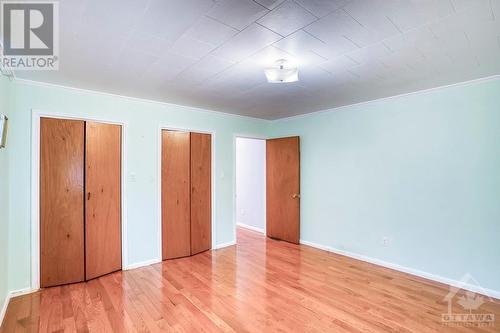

{"left": 382, "top": 237, "right": 389, "bottom": 247}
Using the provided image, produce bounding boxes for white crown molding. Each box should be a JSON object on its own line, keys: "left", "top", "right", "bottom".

{"left": 12, "top": 78, "right": 271, "bottom": 123}
{"left": 275, "top": 74, "right": 500, "bottom": 122}
{"left": 300, "top": 239, "right": 500, "bottom": 300}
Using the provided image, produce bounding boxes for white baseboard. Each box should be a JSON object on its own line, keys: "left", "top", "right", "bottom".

{"left": 125, "top": 258, "right": 162, "bottom": 270}
{"left": 237, "top": 223, "right": 265, "bottom": 234}
{"left": 300, "top": 239, "right": 500, "bottom": 300}
{"left": 1, "top": 287, "right": 35, "bottom": 326}
{"left": 213, "top": 240, "right": 236, "bottom": 250}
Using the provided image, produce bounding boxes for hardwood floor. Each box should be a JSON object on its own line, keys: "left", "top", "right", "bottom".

{"left": 2, "top": 227, "right": 499, "bottom": 332}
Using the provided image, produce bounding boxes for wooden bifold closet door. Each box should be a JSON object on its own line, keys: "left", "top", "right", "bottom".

{"left": 40, "top": 118, "right": 85, "bottom": 288}
{"left": 85, "top": 122, "right": 122, "bottom": 280}
{"left": 162, "top": 130, "right": 191, "bottom": 260}
{"left": 190, "top": 133, "right": 212, "bottom": 255}
{"left": 162, "top": 130, "right": 211, "bottom": 260}
{"left": 40, "top": 118, "right": 122, "bottom": 288}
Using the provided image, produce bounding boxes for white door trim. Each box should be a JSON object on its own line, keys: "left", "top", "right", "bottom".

{"left": 31, "top": 109, "right": 129, "bottom": 290}
{"left": 233, "top": 134, "right": 268, "bottom": 242}
{"left": 157, "top": 125, "right": 217, "bottom": 262}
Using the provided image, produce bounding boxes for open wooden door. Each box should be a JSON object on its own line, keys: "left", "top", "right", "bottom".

{"left": 266, "top": 137, "right": 300, "bottom": 244}
{"left": 85, "top": 122, "right": 122, "bottom": 280}
{"left": 162, "top": 130, "right": 191, "bottom": 259}
{"left": 190, "top": 132, "right": 212, "bottom": 255}
{"left": 40, "top": 118, "right": 85, "bottom": 287}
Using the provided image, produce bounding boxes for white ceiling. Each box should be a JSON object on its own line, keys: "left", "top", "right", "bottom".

{"left": 12, "top": 0, "right": 500, "bottom": 120}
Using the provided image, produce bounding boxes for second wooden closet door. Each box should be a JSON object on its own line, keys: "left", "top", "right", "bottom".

{"left": 162, "top": 130, "right": 191, "bottom": 260}
{"left": 162, "top": 130, "right": 211, "bottom": 260}
{"left": 190, "top": 133, "right": 212, "bottom": 255}
{"left": 85, "top": 122, "right": 122, "bottom": 280}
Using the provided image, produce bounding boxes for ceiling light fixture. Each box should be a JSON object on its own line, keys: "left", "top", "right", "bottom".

{"left": 264, "top": 59, "right": 299, "bottom": 83}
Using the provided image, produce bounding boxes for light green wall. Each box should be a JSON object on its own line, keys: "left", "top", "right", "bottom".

{"left": 7, "top": 80, "right": 270, "bottom": 292}
{"left": 272, "top": 78, "right": 500, "bottom": 292}
{"left": 0, "top": 75, "right": 10, "bottom": 311}
{"left": 4, "top": 75, "right": 500, "bottom": 303}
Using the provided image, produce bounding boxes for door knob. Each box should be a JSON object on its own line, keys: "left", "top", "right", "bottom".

{"left": 291, "top": 193, "right": 300, "bottom": 199}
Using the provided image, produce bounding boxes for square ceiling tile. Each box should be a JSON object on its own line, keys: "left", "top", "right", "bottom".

{"left": 318, "top": 55, "right": 358, "bottom": 74}
{"left": 169, "top": 35, "right": 216, "bottom": 60}
{"left": 254, "top": 0, "right": 286, "bottom": 10}
{"left": 176, "top": 55, "right": 234, "bottom": 84}
{"left": 144, "top": 52, "right": 199, "bottom": 83}
{"left": 257, "top": 1, "right": 317, "bottom": 36}
{"left": 345, "top": 43, "right": 392, "bottom": 66}
{"left": 134, "top": 0, "right": 214, "bottom": 41}
{"left": 248, "top": 46, "right": 297, "bottom": 69}
{"left": 293, "top": 0, "right": 350, "bottom": 18}
{"left": 385, "top": 0, "right": 455, "bottom": 32}
{"left": 273, "top": 30, "right": 328, "bottom": 57}
{"left": 206, "top": 0, "right": 269, "bottom": 30}
{"left": 304, "top": 10, "right": 364, "bottom": 46}
{"left": 125, "top": 30, "right": 173, "bottom": 57}
{"left": 211, "top": 23, "right": 282, "bottom": 63}
{"left": 184, "top": 16, "right": 239, "bottom": 48}
{"left": 343, "top": 0, "right": 401, "bottom": 42}
{"left": 81, "top": 0, "right": 147, "bottom": 35}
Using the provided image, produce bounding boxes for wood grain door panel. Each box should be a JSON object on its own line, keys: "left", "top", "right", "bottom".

{"left": 190, "top": 133, "right": 212, "bottom": 255}
{"left": 266, "top": 137, "right": 300, "bottom": 244}
{"left": 40, "top": 118, "right": 85, "bottom": 287}
{"left": 85, "top": 122, "right": 122, "bottom": 280}
{"left": 162, "top": 130, "right": 191, "bottom": 259}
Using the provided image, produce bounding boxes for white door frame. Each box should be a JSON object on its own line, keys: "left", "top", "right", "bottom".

{"left": 233, "top": 134, "right": 268, "bottom": 241}
{"left": 157, "top": 125, "right": 217, "bottom": 261}
{"left": 31, "top": 109, "right": 128, "bottom": 290}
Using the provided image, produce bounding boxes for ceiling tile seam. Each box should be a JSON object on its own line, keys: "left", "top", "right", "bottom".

{"left": 308, "top": 50, "right": 328, "bottom": 61}
{"left": 228, "top": 5, "right": 274, "bottom": 32}
{"left": 344, "top": 54, "right": 361, "bottom": 66}
{"left": 199, "top": 9, "right": 279, "bottom": 61}
{"left": 448, "top": 0, "right": 457, "bottom": 13}
{"left": 256, "top": 1, "right": 322, "bottom": 38}
{"left": 386, "top": 15, "right": 403, "bottom": 34}
{"left": 341, "top": 8, "right": 365, "bottom": 28}
{"left": 128, "top": 0, "right": 157, "bottom": 32}
{"left": 171, "top": 54, "right": 231, "bottom": 84}
{"left": 161, "top": 5, "right": 222, "bottom": 54}
{"left": 286, "top": 16, "right": 323, "bottom": 38}
{"left": 250, "top": 0, "right": 270, "bottom": 11}
{"left": 203, "top": 15, "right": 242, "bottom": 32}
{"left": 254, "top": 21, "right": 285, "bottom": 38}
{"left": 342, "top": 35, "right": 362, "bottom": 49}
{"left": 300, "top": 29, "right": 328, "bottom": 44}
{"left": 290, "top": 0, "right": 319, "bottom": 19}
